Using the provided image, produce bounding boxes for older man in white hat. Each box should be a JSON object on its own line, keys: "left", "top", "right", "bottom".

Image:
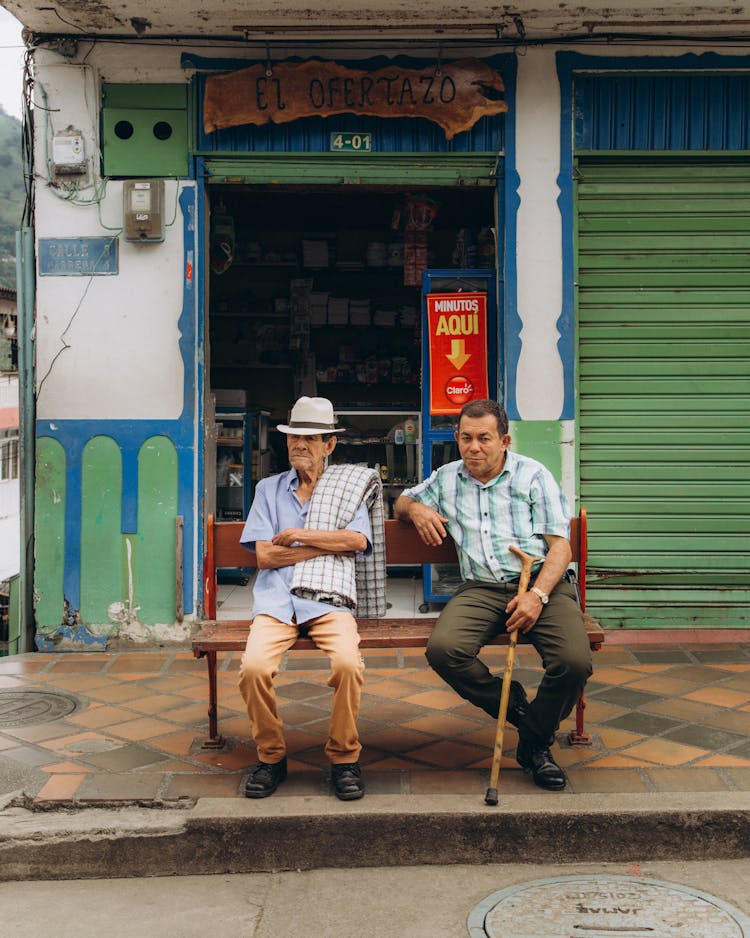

{"left": 238, "top": 396, "right": 384, "bottom": 801}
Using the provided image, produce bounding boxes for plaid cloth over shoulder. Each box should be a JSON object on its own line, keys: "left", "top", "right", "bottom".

{"left": 290, "top": 465, "right": 386, "bottom": 617}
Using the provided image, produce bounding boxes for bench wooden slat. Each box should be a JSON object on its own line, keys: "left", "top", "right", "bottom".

{"left": 210, "top": 519, "right": 461, "bottom": 572}
{"left": 194, "top": 615, "right": 604, "bottom": 653}
{"left": 195, "top": 508, "right": 601, "bottom": 748}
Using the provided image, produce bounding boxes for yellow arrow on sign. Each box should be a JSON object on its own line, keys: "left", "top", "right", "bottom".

{"left": 446, "top": 339, "right": 471, "bottom": 370}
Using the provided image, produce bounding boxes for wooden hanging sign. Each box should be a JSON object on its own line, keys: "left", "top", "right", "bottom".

{"left": 203, "top": 58, "right": 507, "bottom": 139}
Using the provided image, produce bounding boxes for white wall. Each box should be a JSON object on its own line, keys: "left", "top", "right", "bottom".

{"left": 514, "top": 48, "right": 565, "bottom": 421}
{"left": 32, "top": 50, "right": 191, "bottom": 421}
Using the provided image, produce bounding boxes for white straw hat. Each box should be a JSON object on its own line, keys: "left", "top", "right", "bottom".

{"left": 276, "top": 397, "right": 343, "bottom": 435}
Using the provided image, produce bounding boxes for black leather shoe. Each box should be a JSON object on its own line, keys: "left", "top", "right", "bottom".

{"left": 506, "top": 680, "right": 529, "bottom": 729}
{"left": 244, "top": 757, "right": 287, "bottom": 798}
{"left": 516, "top": 739, "right": 567, "bottom": 791}
{"left": 331, "top": 762, "right": 365, "bottom": 801}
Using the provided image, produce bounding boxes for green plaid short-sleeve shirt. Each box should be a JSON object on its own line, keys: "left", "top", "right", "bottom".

{"left": 401, "top": 450, "right": 570, "bottom": 582}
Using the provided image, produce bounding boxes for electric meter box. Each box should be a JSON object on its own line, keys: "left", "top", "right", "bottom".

{"left": 52, "top": 129, "right": 86, "bottom": 174}
{"left": 102, "top": 84, "right": 188, "bottom": 178}
{"left": 123, "top": 179, "right": 165, "bottom": 242}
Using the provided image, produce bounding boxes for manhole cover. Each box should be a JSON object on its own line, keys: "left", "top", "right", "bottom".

{"left": 468, "top": 875, "right": 750, "bottom": 938}
{"left": 0, "top": 690, "right": 79, "bottom": 727}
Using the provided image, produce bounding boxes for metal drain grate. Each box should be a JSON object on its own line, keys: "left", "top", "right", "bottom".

{"left": 0, "top": 690, "right": 79, "bottom": 727}
{"left": 468, "top": 875, "right": 750, "bottom": 937}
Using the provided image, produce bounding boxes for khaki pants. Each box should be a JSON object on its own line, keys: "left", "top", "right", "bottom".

{"left": 238, "top": 611, "right": 364, "bottom": 765}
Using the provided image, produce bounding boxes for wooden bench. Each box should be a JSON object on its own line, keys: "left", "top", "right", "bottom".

{"left": 194, "top": 509, "right": 604, "bottom": 748}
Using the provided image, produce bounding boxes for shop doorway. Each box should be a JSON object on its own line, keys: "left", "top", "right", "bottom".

{"left": 205, "top": 184, "right": 497, "bottom": 607}
{"left": 205, "top": 184, "right": 497, "bottom": 540}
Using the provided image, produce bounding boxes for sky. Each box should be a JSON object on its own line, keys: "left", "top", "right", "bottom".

{"left": 0, "top": 6, "right": 24, "bottom": 119}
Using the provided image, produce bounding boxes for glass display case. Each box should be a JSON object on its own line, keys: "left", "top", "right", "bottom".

{"left": 215, "top": 409, "right": 249, "bottom": 523}
{"left": 215, "top": 407, "right": 270, "bottom": 583}
{"left": 215, "top": 407, "right": 271, "bottom": 523}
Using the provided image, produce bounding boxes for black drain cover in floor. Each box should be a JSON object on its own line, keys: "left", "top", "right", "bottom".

{"left": 468, "top": 875, "right": 750, "bottom": 937}
{"left": 0, "top": 690, "right": 79, "bottom": 727}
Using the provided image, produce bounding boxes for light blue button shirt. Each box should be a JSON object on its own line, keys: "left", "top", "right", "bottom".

{"left": 240, "top": 468, "right": 372, "bottom": 624}
{"left": 401, "top": 451, "right": 570, "bottom": 582}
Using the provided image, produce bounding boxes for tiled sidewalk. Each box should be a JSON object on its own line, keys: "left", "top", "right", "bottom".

{"left": 1, "top": 637, "right": 750, "bottom": 805}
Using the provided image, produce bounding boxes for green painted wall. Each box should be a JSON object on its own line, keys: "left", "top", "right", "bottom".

{"left": 80, "top": 436, "right": 123, "bottom": 624}
{"left": 34, "top": 437, "right": 66, "bottom": 631}
{"left": 136, "top": 436, "right": 178, "bottom": 624}
{"left": 510, "top": 419, "right": 563, "bottom": 482}
{"left": 33, "top": 432, "right": 182, "bottom": 642}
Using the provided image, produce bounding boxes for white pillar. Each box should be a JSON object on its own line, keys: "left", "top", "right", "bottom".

{"left": 514, "top": 48, "right": 564, "bottom": 420}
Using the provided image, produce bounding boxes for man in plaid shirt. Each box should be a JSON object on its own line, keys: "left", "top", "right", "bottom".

{"left": 395, "top": 399, "right": 592, "bottom": 790}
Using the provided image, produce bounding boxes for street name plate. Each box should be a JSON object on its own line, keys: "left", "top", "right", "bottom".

{"left": 39, "top": 237, "right": 119, "bottom": 276}
{"left": 468, "top": 875, "right": 750, "bottom": 938}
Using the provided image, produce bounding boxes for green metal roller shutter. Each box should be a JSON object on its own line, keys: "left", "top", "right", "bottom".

{"left": 577, "top": 158, "right": 750, "bottom": 629}
{"left": 203, "top": 153, "right": 499, "bottom": 187}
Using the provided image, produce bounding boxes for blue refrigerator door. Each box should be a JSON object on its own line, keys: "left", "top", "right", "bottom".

{"left": 216, "top": 407, "right": 252, "bottom": 584}
{"left": 419, "top": 269, "right": 499, "bottom": 609}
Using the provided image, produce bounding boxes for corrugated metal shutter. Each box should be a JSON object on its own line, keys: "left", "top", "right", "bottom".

{"left": 575, "top": 74, "right": 750, "bottom": 151}
{"left": 577, "top": 159, "right": 750, "bottom": 629}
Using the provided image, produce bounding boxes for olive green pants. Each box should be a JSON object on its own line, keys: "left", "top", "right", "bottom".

{"left": 425, "top": 578, "right": 593, "bottom": 746}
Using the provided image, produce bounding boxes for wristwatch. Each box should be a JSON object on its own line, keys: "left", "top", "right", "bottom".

{"left": 530, "top": 586, "right": 549, "bottom": 605}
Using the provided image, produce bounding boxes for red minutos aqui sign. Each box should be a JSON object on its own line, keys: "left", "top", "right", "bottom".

{"left": 426, "top": 292, "right": 489, "bottom": 415}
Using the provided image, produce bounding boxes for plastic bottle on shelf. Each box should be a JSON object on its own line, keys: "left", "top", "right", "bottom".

{"left": 404, "top": 416, "right": 416, "bottom": 444}
{"left": 394, "top": 424, "right": 405, "bottom": 444}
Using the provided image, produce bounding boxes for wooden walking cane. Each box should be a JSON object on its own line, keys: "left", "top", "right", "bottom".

{"left": 484, "top": 544, "right": 543, "bottom": 806}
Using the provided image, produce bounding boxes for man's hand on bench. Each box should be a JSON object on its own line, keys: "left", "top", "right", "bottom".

{"left": 394, "top": 496, "right": 450, "bottom": 547}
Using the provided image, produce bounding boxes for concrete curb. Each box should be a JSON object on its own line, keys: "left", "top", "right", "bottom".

{"left": 2, "top": 792, "right": 750, "bottom": 881}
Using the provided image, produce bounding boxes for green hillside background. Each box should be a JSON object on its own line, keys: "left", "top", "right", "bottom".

{"left": 0, "top": 106, "right": 25, "bottom": 290}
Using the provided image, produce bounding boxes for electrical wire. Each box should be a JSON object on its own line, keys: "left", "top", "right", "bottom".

{"left": 28, "top": 43, "right": 183, "bottom": 224}
{"left": 31, "top": 71, "right": 108, "bottom": 208}
{"left": 20, "top": 44, "right": 37, "bottom": 228}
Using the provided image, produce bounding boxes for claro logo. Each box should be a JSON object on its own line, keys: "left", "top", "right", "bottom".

{"left": 445, "top": 376, "right": 474, "bottom": 405}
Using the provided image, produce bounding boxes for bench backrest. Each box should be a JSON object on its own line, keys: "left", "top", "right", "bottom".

{"left": 203, "top": 508, "right": 587, "bottom": 619}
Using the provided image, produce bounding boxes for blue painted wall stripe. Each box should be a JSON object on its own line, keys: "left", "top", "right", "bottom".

{"left": 194, "top": 165, "right": 207, "bottom": 611}
{"left": 498, "top": 57, "right": 521, "bottom": 420}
